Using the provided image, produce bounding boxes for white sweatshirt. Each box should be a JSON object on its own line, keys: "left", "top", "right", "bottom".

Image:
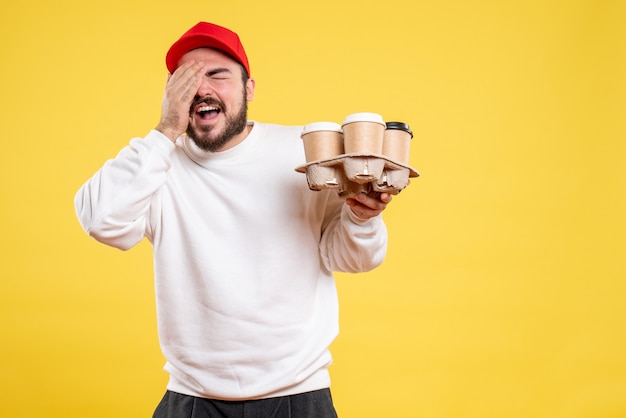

{"left": 75, "top": 122, "right": 388, "bottom": 400}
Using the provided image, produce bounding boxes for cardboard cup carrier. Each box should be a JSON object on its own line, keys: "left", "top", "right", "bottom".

{"left": 296, "top": 113, "right": 419, "bottom": 198}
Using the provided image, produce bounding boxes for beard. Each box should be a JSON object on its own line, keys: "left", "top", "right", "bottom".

{"left": 186, "top": 89, "right": 248, "bottom": 153}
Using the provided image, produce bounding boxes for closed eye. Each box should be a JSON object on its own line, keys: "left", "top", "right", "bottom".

{"left": 206, "top": 68, "right": 231, "bottom": 80}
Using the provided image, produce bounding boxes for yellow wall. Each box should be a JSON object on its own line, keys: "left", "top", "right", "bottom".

{"left": 1, "top": 0, "right": 625, "bottom": 417}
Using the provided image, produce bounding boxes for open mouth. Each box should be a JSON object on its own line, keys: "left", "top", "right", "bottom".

{"left": 194, "top": 104, "right": 222, "bottom": 121}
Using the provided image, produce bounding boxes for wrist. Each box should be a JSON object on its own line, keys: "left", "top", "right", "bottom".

{"left": 155, "top": 124, "right": 181, "bottom": 142}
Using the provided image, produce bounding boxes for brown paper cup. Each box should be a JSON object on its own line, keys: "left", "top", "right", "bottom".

{"left": 301, "top": 122, "right": 344, "bottom": 162}
{"left": 383, "top": 122, "right": 413, "bottom": 165}
{"left": 341, "top": 113, "right": 386, "bottom": 154}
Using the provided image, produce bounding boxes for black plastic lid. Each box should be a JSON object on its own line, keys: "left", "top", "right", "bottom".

{"left": 385, "top": 121, "right": 413, "bottom": 138}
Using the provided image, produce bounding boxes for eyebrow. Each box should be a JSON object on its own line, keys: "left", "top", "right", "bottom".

{"left": 206, "top": 68, "right": 232, "bottom": 77}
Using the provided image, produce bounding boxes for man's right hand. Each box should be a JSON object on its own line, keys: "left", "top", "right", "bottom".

{"left": 156, "top": 60, "right": 206, "bottom": 142}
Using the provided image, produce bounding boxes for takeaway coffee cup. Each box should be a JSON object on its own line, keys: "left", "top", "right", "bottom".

{"left": 383, "top": 122, "right": 413, "bottom": 165}
{"left": 341, "top": 112, "right": 386, "bottom": 155}
{"left": 301, "top": 122, "right": 344, "bottom": 190}
{"left": 300, "top": 122, "right": 344, "bottom": 163}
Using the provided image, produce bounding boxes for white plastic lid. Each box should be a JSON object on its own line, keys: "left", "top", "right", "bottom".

{"left": 341, "top": 112, "right": 385, "bottom": 127}
{"left": 301, "top": 121, "right": 343, "bottom": 135}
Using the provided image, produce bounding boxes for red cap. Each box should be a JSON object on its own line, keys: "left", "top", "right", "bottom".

{"left": 166, "top": 22, "right": 250, "bottom": 76}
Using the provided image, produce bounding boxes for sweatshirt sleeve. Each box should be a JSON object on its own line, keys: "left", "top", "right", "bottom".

{"left": 74, "top": 130, "right": 176, "bottom": 250}
{"left": 318, "top": 203, "right": 388, "bottom": 273}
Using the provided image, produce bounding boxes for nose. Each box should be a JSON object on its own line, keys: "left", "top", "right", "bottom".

{"left": 196, "top": 77, "right": 215, "bottom": 98}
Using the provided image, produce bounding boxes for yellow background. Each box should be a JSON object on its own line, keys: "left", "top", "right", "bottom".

{"left": 1, "top": 0, "right": 625, "bottom": 417}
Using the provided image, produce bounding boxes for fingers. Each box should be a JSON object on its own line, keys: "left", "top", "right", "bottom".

{"left": 166, "top": 60, "right": 205, "bottom": 103}
{"left": 346, "top": 192, "right": 392, "bottom": 220}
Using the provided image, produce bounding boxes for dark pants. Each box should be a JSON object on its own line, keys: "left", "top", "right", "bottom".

{"left": 153, "top": 388, "right": 339, "bottom": 418}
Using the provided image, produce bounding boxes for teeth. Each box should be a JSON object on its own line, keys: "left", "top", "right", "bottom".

{"left": 198, "top": 105, "right": 218, "bottom": 113}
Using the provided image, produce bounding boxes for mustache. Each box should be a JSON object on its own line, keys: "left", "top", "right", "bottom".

{"left": 190, "top": 96, "right": 225, "bottom": 110}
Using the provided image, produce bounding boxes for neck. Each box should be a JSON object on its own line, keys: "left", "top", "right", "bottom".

{"left": 217, "top": 121, "right": 252, "bottom": 152}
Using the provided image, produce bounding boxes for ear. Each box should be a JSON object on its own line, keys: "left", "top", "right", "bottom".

{"left": 245, "top": 77, "right": 256, "bottom": 101}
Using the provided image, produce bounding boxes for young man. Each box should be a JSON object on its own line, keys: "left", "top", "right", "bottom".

{"left": 75, "top": 21, "right": 393, "bottom": 417}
